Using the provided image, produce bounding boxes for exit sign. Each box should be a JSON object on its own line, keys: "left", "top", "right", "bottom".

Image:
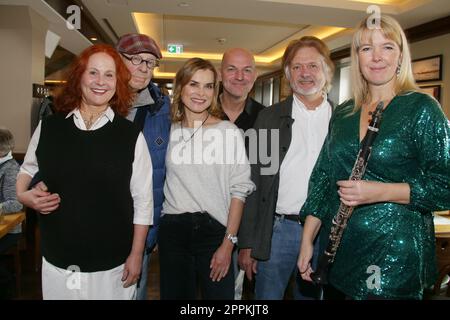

{"left": 168, "top": 44, "right": 183, "bottom": 54}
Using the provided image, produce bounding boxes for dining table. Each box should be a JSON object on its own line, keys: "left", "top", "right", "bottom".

{"left": 0, "top": 211, "right": 26, "bottom": 239}
{"left": 433, "top": 212, "right": 450, "bottom": 296}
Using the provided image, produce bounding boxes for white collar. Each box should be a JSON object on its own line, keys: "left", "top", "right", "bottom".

{"left": 66, "top": 106, "right": 115, "bottom": 122}
{"left": 293, "top": 93, "right": 328, "bottom": 112}
{"left": 0, "top": 151, "right": 13, "bottom": 165}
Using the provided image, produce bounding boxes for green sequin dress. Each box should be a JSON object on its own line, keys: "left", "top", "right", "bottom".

{"left": 300, "top": 91, "right": 450, "bottom": 299}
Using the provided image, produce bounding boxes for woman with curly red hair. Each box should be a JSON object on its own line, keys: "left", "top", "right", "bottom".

{"left": 54, "top": 44, "right": 132, "bottom": 117}
{"left": 16, "top": 44, "right": 153, "bottom": 299}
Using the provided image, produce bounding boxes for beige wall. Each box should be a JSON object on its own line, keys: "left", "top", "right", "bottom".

{"left": 410, "top": 33, "right": 450, "bottom": 118}
{"left": 0, "top": 6, "right": 47, "bottom": 153}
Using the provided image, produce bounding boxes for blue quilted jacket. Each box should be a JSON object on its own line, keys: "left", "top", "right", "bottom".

{"left": 132, "top": 82, "right": 171, "bottom": 249}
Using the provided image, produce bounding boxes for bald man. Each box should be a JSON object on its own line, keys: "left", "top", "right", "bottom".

{"left": 219, "top": 48, "right": 264, "bottom": 131}
{"left": 219, "top": 48, "right": 265, "bottom": 300}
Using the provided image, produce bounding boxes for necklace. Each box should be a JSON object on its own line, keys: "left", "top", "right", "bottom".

{"left": 80, "top": 108, "right": 106, "bottom": 130}
{"left": 180, "top": 113, "right": 210, "bottom": 143}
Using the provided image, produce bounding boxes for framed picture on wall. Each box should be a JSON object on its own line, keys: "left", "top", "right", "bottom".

{"left": 412, "top": 55, "right": 442, "bottom": 82}
{"left": 418, "top": 85, "right": 441, "bottom": 103}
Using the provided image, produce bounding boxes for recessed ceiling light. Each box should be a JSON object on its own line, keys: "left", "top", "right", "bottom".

{"left": 178, "top": 2, "right": 190, "bottom": 7}
{"left": 90, "top": 37, "right": 98, "bottom": 41}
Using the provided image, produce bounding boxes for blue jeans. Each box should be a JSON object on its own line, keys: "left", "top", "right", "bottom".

{"left": 254, "top": 215, "right": 320, "bottom": 300}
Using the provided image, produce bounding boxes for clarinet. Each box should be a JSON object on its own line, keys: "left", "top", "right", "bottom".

{"left": 311, "top": 101, "right": 385, "bottom": 286}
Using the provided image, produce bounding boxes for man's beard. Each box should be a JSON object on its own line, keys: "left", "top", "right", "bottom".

{"left": 293, "top": 77, "right": 325, "bottom": 96}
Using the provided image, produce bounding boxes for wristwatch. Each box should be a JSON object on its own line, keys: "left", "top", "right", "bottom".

{"left": 226, "top": 233, "right": 238, "bottom": 245}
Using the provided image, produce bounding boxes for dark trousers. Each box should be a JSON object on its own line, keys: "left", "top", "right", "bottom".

{"left": 323, "top": 285, "right": 393, "bottom": 300}
{"left": 158, "top": 212, "right": 234, "bottom": 300}
{"left": 323, "top": 284, "right": 346, "bottom": 300}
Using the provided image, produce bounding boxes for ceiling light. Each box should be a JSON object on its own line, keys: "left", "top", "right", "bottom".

{"left": 90, "top": 37, "right": 98, "bottom": 41}
{"left": 178, "top": 2, "right": 190, "bottom": 7}
{"left": 45, "top": 80, "right": 67, "bottom": 84}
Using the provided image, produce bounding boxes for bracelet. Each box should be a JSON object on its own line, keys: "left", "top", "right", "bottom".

{"left": 225, "top": 232, "right": 238, "bottom": 245}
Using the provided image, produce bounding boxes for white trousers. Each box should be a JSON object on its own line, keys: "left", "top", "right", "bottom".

{"left": 42, "top": 257, "right": 136, "bottom": 300}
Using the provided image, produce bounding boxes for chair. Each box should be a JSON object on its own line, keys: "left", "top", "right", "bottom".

{"left": 2, "top": 239, "right": 23, "bottom": 297}
{"left": 0, "top": 211, "right": 28, "bottom": 299}
{"left": 0, "top": 228, "right": 25, "bottom": 298}
{"left": 433, "top": 236, "right": 450, "bottom": 296}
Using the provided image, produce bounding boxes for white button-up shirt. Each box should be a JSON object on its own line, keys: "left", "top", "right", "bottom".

{"left": 20, "top": 107, "right": 153, "bottom": 225}
{"left": 276, "top": 94, "right": 332, "bottom": 215}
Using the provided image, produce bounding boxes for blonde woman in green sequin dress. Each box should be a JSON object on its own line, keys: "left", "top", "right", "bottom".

{"left": 298, "top": 14, "right": 450, "bottom": 299}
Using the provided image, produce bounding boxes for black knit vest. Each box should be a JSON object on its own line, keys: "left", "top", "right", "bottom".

{"left": 36, "top": 113, "right": 140, "bottom": 272}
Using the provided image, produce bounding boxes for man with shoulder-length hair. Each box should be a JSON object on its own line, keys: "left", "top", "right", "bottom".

{"left": 238, "top": 36, "right": 335, "bottom": 300}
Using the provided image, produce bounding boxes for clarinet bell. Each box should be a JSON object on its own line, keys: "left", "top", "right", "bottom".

{"left": 311, "top": 254, "right": 331, "bottom": 285}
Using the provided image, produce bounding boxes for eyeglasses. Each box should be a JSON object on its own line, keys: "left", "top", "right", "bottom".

{"left": 121, "top": 53, "right": 160, "bottom": 69}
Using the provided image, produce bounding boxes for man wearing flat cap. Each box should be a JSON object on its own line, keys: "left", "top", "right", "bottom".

{"left": 116, "top": 33, "right": 171, "bottom": 300}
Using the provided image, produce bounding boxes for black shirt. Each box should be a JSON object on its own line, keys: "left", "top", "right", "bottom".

{"left": 220, "top": 97, "right": 265, "bottom": 131}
